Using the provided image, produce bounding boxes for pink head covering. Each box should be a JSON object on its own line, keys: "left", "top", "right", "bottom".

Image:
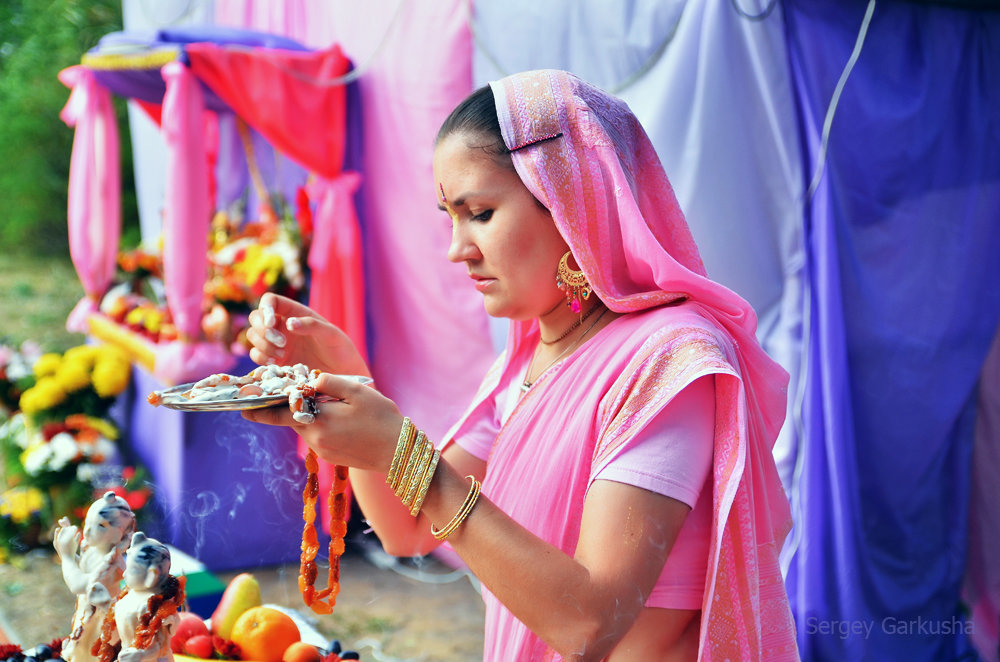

{"left": 490, "top": 69, "right": 787, "bottom": 442}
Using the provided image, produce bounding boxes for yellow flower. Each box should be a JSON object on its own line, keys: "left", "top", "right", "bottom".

{"left": 19, "top": 377, "right": 67, "bottom": 413}
{"left": 96, "top": 344, "right": 129, "bottom": 365}
{"left": 63, "top": 345, "right": 100, "bottom": 371}
{"left": 125, "top": 307, "right": 147, "bottom": 326}
{"left": 33, "top": 353, "right": 62, "bottom": 379}
{"left": 0, "top": 486, "right": 45, "bottom": 524}
{"left": 55, "top": 361, "right": 91, "bottom": 393}
{"left": 92, "top": 360, "right": 130, "bottom": 399}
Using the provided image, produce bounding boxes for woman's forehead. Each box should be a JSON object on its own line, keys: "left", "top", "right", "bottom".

{"left": 435, "top": 137, "right": 517, "bottom": 200}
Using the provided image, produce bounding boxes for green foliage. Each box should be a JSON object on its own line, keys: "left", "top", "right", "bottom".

{"left": 0, "top": 0, "right": 138, "bottom": 257}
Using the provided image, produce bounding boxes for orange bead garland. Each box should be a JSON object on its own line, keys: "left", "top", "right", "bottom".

{"left": 298, "top": 450, "right": 350, "bottom": 615}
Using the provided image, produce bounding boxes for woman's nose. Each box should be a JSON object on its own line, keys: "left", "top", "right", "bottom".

{"left": 447, "top": 223, "right": 479, "bottom": 263}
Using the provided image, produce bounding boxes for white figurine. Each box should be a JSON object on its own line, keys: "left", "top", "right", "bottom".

{"left": 93, "top": 532, "right": 183, "bottom": 662}
{"left": 54, "top": 491, "right": 136, "bottom": 662}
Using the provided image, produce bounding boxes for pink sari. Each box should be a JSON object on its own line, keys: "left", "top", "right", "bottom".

{"left": 442, "top": 71, "right": 797, "bottom": 661}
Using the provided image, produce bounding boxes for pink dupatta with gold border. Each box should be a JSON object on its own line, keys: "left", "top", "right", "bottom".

{"left": 441, "top": 70, "right": 797, "bottom": 661}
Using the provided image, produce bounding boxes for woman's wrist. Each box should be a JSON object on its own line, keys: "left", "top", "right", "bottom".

{"left": 386, "top": 418, "right": 442, "bottom": 518}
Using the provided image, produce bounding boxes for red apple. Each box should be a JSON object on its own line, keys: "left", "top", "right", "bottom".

{"left": 170, "top": 612, "right": 210, "bottom": 654}
{"left": 184, "top": 634, "right": 215, "bottom": 659}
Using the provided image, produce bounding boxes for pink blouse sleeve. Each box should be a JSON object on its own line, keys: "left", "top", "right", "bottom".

{"left": 593, "top": 375, "right": 715, "bottom": 508}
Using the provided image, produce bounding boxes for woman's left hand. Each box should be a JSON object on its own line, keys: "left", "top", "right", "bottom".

{"left": 242, "top": 373, "right": 403, "bottom": 472}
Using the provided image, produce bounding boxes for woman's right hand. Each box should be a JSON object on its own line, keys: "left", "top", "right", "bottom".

{"left": 245, "top": 293, "right": 370, "bottom": 378}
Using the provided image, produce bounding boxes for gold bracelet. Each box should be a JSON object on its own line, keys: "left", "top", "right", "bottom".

{"left": 409, "top": 448, "right": 440, "bottom": 517}
{"left": 401, "top": 437, "right": 435, "bottom": 509}
{"left": 430, "top": 475, "right": 481, "bottom": 540}
{"left": 387, "top": 418, "right": 416, "bottom": 490}
{"left": 395, "top": 430, "right": 426, "bottom": 499}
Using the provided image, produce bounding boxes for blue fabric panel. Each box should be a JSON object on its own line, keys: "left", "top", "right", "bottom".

{"left": 783, "top": 1, "right": 1000, "bottom": 660}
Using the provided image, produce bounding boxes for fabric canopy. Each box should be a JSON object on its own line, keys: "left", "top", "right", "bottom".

{"left": 186, "top": 41, "right": 350, "bottom": 179}
{"left": 68, "top": 26, "right": 363, "bottom": 383}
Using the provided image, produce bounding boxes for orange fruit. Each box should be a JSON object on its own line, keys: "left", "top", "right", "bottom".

{"left": 281, "top": 641, "right": 321, "bottom": 662}
{"left": 230, "top": 606, "right": 301, "bottom": 662}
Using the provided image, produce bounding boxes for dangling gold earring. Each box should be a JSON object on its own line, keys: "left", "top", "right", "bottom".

{"left": 556, "top": 251, "right": 591, "bottom": 315}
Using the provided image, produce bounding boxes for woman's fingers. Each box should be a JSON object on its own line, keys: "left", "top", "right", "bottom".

{"left": 242, "top": 404, "right": 297, "bottom": 427}
{"left": 310, "top": 372, "right": 365, "bottom": 401}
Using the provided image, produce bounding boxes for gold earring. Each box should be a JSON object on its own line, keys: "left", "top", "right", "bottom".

{"left": 556, "top": 251, "right": 591, "bottom": 315}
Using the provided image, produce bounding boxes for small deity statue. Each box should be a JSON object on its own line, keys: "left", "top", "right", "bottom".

{"left": 93, "top": 532, "right": 185, "bottom": 662}
{"left": 54, "top": 491, "right": 136, "bottom": 662}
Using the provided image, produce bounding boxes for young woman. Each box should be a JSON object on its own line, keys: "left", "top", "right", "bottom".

{"left": 244, "top": 69, "right": 797, "bottom": 661}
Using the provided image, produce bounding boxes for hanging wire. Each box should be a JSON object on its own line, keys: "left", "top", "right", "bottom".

{"left": 730, "top": 0, "right": 779, "bottom": 22}
{"left": 805, "top": 0, "right": 877, "bottom": 202}
{"left": 465, "top": 0, "right": 686, "bottom": 94}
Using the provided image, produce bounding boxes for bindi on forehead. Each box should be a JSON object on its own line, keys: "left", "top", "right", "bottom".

{"left": 439, "top": 183, "right": 459, "bottom": 222}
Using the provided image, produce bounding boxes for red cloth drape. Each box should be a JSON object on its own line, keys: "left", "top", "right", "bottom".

{"left": 185, "top": 43, "right": 350, "bottom": 178}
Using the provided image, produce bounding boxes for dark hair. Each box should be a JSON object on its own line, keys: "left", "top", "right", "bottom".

{"left": 436, "top": 85, "right": 511, "bottom": 163}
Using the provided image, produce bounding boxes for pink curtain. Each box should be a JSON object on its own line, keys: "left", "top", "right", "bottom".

{"left": 306, "top": 173, "right": 366, "bottom": 358}
{"left": 154, "top": 62, "right": 234, "bottom": 384}
{"left": 59, "top": 65, "right": 122, "bottom": 333}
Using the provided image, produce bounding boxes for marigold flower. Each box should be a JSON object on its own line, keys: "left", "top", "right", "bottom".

{"left": 20, "top": 377, "right": 67, "bottom": 413}
{"left": 33, "top": 353, "right": 62, "bottom": 379}
{"left": 0, "top": 486, "right": 45, "bottom": 523}
{"left": 92, "top": 360, "right": 130, "bottom": 399}
{"left": 63, "top": 345, "right": 99, "bottom": 371}
{"left": 55, "top": 361, "right": 91, "bottom": 393}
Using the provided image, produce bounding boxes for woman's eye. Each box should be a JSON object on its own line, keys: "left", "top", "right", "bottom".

{"left": 472, "top": 210, "right": 493, "bottom": 222}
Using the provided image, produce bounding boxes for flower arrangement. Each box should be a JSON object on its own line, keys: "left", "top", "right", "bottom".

{"left": 18, "top": 343, "right": 131, "bottom": 424}
{"left": 0, "top": 341, "right": 154, "bottom": 561}
{"left": 202, "top": 193, "right": 309, "bottom": 350}
{"left": 94, "top": 191, "right": 311, "bottom": 353}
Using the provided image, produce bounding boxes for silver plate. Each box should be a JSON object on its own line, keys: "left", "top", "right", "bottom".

{"left": 154, "top": 374, "right": 373, "bottom": 412}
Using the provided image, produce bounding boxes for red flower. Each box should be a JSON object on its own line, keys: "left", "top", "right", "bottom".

{"left": 41, "top": 421, "right": 69, "bottom": 441}
{"left": 122, "top": 466, "right": 136, "bottom": 481}
{"left": 124, "top": 488, "right": 151, "bottom": 512}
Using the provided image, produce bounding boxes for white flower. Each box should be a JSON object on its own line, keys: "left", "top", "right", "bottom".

{"left": 22, "top": 443, "right": 53, "bottom": 475}
{"left": 91, "top": 437, "right": 117, "bottom": 463}
{"left": 48, "top": 432, "right": 80, "bottom": 471}
{"left": 1, "top": 414, "right": 29, "bottom": 449}
{"left": 76, "top": 462, "right": 99, "bottom": 483}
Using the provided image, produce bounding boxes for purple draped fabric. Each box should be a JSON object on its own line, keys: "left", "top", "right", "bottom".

{"left": 783, "top": 2, "right": 1000, "bottom": 660}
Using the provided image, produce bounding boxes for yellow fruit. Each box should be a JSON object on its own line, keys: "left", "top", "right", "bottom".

{"left": 281, "top": 641, "right": 321, "bottom": 662}
{"left": 230, "top": 606, "right": 300, "bottom": 662}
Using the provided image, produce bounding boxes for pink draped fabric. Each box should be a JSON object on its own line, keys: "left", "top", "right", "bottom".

{"left": 59, "top": 65, "right": 122, "bottom": 333}
{"left": 442, "top": 70, "right": 797, "bottom": 660}
{"left": 155, "top": 62, "right": 233, "bottom": 384}
{"left": 306, "top": 173, "right": 366, "bottom": 359}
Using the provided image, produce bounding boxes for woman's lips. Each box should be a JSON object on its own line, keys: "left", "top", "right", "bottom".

{"left": 470, "top": 275, "right": 497, "bottom": 293}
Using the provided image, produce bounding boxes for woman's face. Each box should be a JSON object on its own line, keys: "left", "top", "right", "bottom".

{"left": 434, "top": 133, "right": 569, "bottom": 320}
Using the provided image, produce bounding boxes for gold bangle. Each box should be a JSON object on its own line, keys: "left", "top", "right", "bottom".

{"left": 395, "top": 431, "right": 426, "bottom": 498}
{"left": 409, "top": 448, "right": 440, "bottom": 517}
{"left": 401, "top": 437, "right": 435, "bottom": 508}
{"left": 387, "top": 418, "right": 416, "bottom": 490}
{"left": 430, "top": 475, "right": 481, "bottom": 540}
